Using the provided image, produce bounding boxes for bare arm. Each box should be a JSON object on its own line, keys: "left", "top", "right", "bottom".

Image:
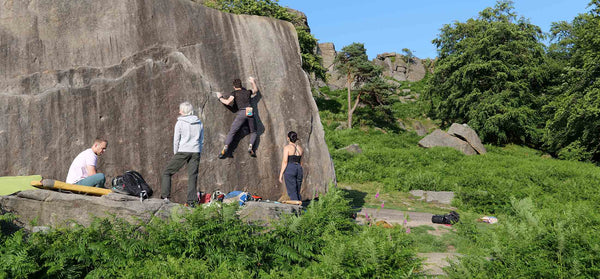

{"left": 279, "top": 145, "right": 289, "bottom": 183}
{"left": 86, "top": 165, "right": 97, "bottom": 176}
{"left": 218, "top": 94, "right": 235, "bottom": 106}
{"left": 298, "top": 146, "right": 304, "bottom": 167}
{"left": 248, "top": 77, "right": 258, "bottom": 97}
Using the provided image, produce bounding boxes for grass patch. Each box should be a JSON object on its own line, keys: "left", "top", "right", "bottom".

{"left": 317, "top": 78, "right": 600, "bottom": 276}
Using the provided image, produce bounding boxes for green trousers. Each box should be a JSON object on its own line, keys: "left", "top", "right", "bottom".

{"left": 161, "top": 152, "right": 200, "bottom": 203}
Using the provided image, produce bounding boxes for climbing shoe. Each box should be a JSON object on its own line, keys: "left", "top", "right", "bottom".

{"left": 218, "top": 146, "right": 228, "bottom": 159}
{"left": 248, "top": 144, "right": 256, "bottom": 157}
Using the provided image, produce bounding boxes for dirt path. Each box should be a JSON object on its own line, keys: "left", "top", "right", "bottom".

{"left": 357, "top": 207, "right": 461, "bottom": 276}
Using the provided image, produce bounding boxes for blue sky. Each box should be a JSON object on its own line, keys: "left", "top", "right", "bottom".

{"left": 278, "top": 0, "right": 592, "bottom": 59}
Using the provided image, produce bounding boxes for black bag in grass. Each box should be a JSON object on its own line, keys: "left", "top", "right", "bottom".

{"left": 432, "top": 211, "right": 460, "bottom": 224}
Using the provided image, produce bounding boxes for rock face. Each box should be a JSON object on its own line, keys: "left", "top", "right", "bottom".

{"left": 0, "top": 0, "right": 335, "bottom": 203}
{"left": 318, "top": 43, "right": 337, "bottom": 72}
{"left": 285, "top": 8, "right": 310, "bottom": 32}
{"left": 447, "top": 123, "right": 487, "bottom": 154}
{"left": 373, "top": 52, "right": 427, "bottom": 82}
{"left": 418, "top": 129, "right": 477, "bottom": 155}
{"left": 316, "top": 42, "right": 346, "bottom": 89}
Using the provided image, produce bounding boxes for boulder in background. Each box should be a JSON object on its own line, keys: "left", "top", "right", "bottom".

{"left": 418, "top": 129, "right": 477, "bottom": 155}
{"left": 448, "top": 123, "right": 487, "bottom": 154}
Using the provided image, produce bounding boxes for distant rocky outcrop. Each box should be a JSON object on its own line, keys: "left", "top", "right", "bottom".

{"left": 316, "top": 42, "right": 346, "bottom": 89}
{"left": 285, "top": 8, "right": 310, "bottom": 31}
{"left": 318, "top": 42, "right": 337, "bottom": 72}
{"left": 373, "top": 52, "right": 428, "bottom": 83}
{"left": 418, "top": 124, "right": 486, "bottom": 155}
{"left": 316, "top": 44, "right": 431, "bottom": 89}
{"left": 0, "top": 0, "right": 335, "bottom": 203}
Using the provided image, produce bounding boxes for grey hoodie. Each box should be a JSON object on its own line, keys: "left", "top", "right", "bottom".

{"left": 174, "top": 115, "right": 204, "bottom": 154}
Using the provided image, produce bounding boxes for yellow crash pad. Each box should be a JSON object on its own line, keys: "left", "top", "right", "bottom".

{"left": 31, "top": 179, "right": 112, "bottom": 196}
{"left": 0, "top": 175, "right": 42, "bottom": 196}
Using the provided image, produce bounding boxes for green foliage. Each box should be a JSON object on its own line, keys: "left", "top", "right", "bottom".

{"left": 203, "top": 0, "right": 294, "bottom": 20}
{"left": 324, "top": 118, "right": 600, "bottom": 214}
{"left": 424, "top": 0, "right": 552, "bottom": 145}
{"left": 334, "top": 43, "right": 380, "bottom": 84}
{"left": 557, "top": 140, "right": 592, "bottom": 161}
{"left": 321, "top": 114, "right": 600, "bottom": 276}
{"left": 447, "top": 199, "right": 600, "bottom": 278}
{"left": 401, "top": 48, "right": 414, "bottom": 64}
{"left": 296, "top": 26, "right": 327, "bottom": 81}
{"left": 544, "top": 1, "right": 600, "bottom": 162}
{"left": 202, "top": 0, "right": 327, "bottom": 81}
{"left": 0, "top": 188, "right": 420, "bottom": 278}
{"left": 334, "top": 43, "right": 395, "bottom": 129}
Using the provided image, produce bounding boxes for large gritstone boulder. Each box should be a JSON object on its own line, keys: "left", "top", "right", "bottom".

{"left": 447, "top": 123, "right": 487, "bottom": 154}
{"left": 0, "top": 0, "right": 335, "bottom": 203}
{"left": 418, "top": 129, "right": 477, "bottom": 155}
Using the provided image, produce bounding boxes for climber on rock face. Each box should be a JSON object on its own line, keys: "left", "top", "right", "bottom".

{"left": 216, "top": 76, "right": 259, "bottom": 159}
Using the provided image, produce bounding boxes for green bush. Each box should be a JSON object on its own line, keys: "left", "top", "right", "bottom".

{"left": 447, "top": 199, "right": 600, "bottom": 278}
{"left": 0, "top": 188, "right": 420, "bottom": 278}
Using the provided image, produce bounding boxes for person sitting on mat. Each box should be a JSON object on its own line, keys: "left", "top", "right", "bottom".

{"left": 65, "top": 138, "right": 108, "bottom": 188}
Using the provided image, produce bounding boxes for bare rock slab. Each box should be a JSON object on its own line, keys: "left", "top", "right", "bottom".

{"left": 237, "top": 201, "right": 302, "bottom": 225}
{"left": 418, "top": 129, "right": 477, "bottom": 155}
{"left": 0, "top": 0, "right": 335, "bottom": 203}
{"left": 417, "top": 252, "right": 462, "bottom": 276}
{"left": 448, "top": 123, "right": 487, "bottom": 154}
{"left": 0, "top": 190, "right": 182, "bottom": 229}
{"left": 409, "top": 190, "right": 455, "bottom": 205}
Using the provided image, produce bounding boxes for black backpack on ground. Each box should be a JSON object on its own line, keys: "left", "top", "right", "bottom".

{"left": 432, "top": 211, "right": 460, "bottom": 225}
{"left": 111, "top": 170, "right": 153, "bottom": 201}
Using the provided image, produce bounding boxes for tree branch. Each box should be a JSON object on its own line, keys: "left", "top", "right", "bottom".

{"left": 350, "top": 92, "right": 363, "bottom": 114}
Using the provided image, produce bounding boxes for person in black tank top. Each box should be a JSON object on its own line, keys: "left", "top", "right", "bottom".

{"left": 279, "top": 131, "right": 304, "bottom": 201}
{"left": 216, "top": 77, "right": 259, "bottom": 158}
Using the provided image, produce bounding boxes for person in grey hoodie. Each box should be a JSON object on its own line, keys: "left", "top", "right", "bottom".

{"left": 161, "top": 101, "right": 204, "bottom": 205}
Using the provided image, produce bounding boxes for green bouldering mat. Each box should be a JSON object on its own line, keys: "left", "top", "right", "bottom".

{"left": 0, "top": 175, "right": 42, "bottom": 196}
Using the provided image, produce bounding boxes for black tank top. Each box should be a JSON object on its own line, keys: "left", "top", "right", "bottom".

{"left": 288, "top": 144, "right": 301, "bottom": 164}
